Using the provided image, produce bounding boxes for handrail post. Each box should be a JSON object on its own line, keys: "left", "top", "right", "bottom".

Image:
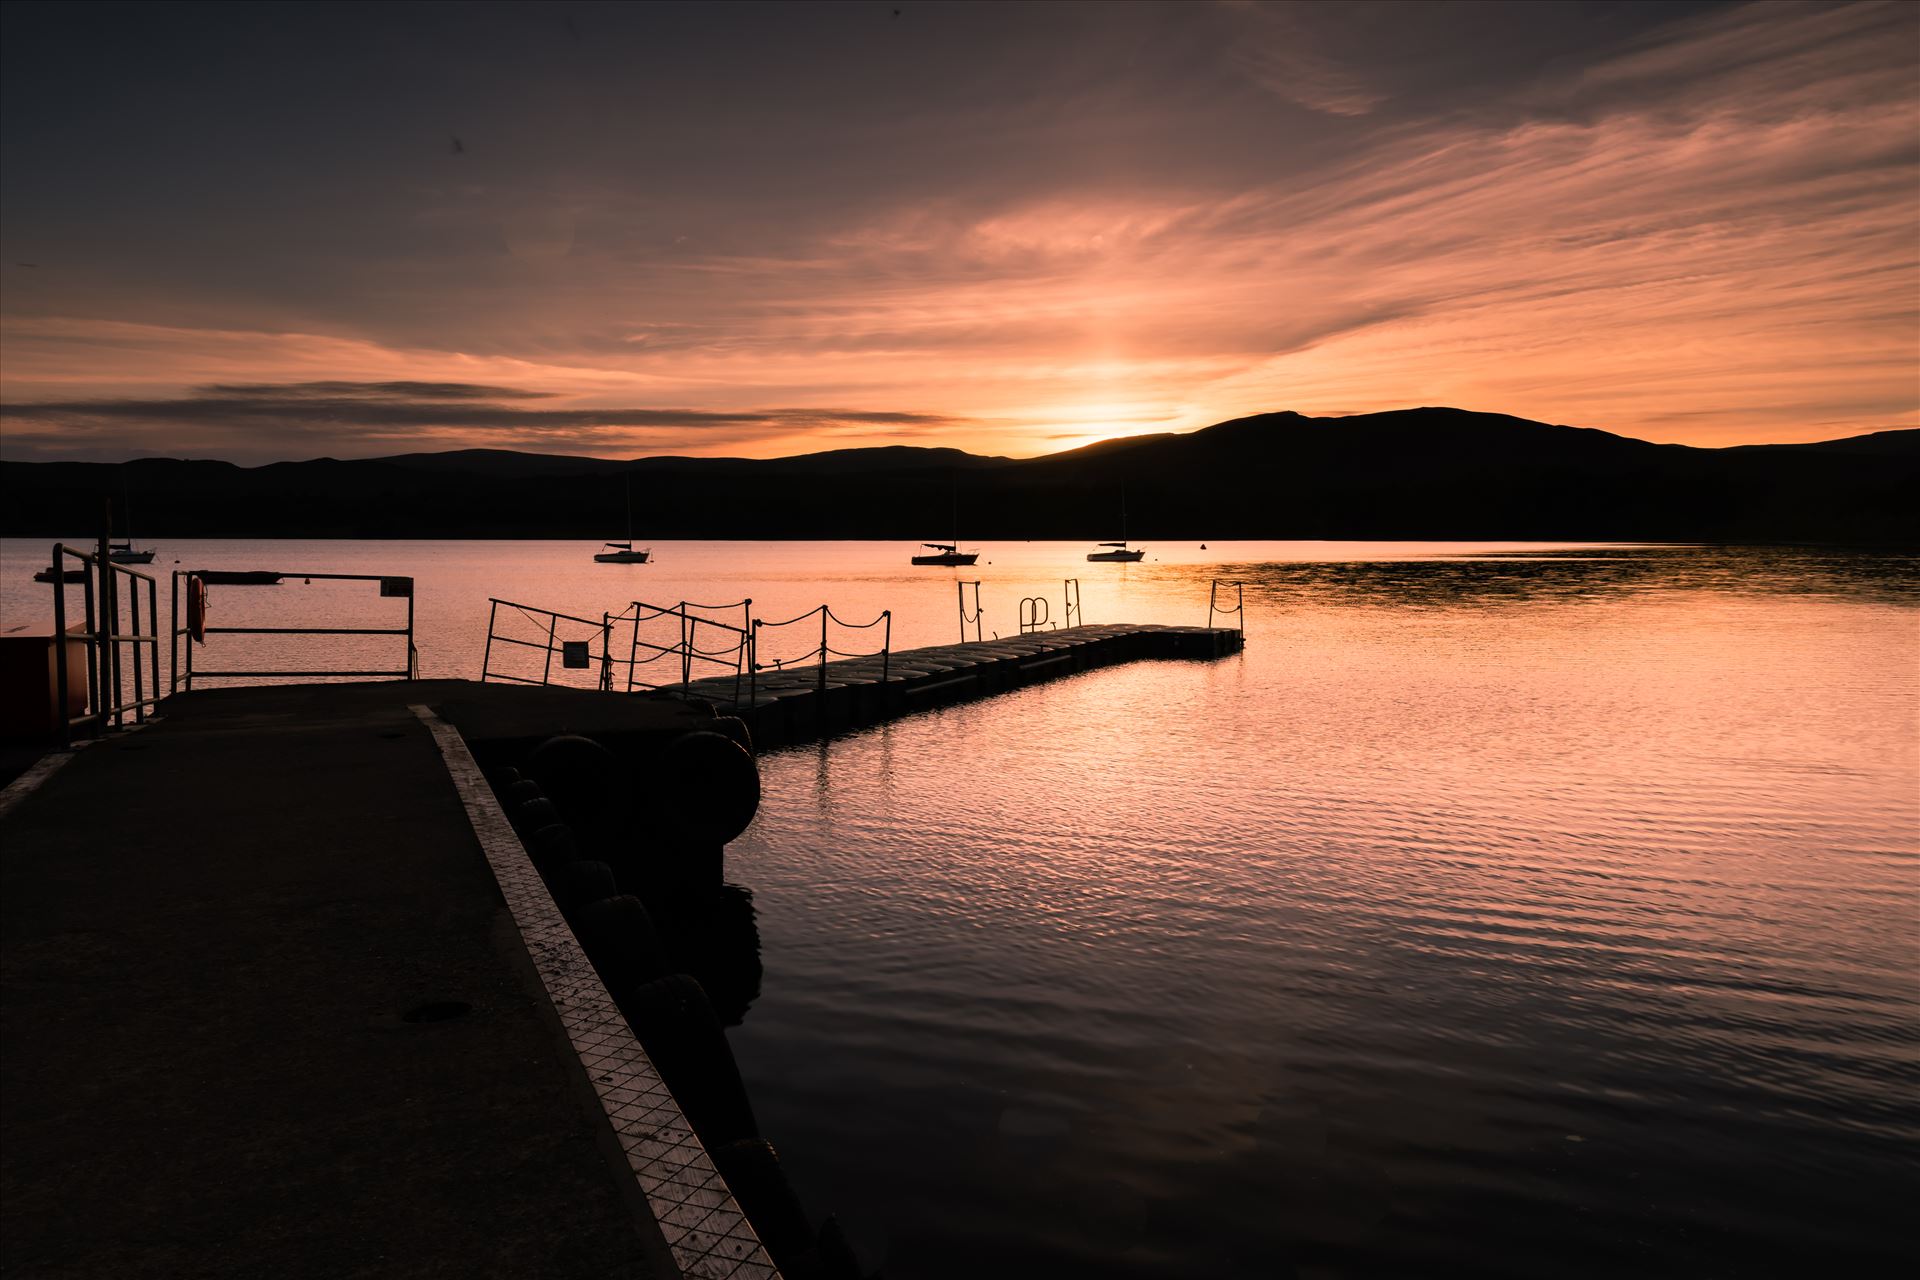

{"left": 749, "top": 619, "right": 760, "bottom": 706}
{"left": 882, "top": 610, "right": 891, "bottom": 685}
{"left": 81, "top": 549, "right": 98, "bottom": 716}
{"left": 52, "top": 544, "right": 70, "bottom": 746}
{"left": 149, "top": 575, "right": 159, "bottom": 701}
{"left": 682, "top": 609, "right": 692, "bottom": 688}
{"left": 97, "top": 525, "right": 116, "bottom": 729}
{"left": 182, "top": 574, "right": 192, "bottom": 691}
{"left": 628, "top": 605, "right": 641, "bottom": 693}
{"left": 600, "top": 612, "right": 612, "bottom": 691}
{"left": 482, "top": 599, "right": 498, "bottom": 681}
{"left": 818, "top": 606, "right": 828, "bottom": 697}
{"left": 405, "top": 579, "right": 416, "bottom": 679}
{"left": 541, "top": 613, "right": 558, "bottom": 686}
{"left": 169, "top": 570, "right": 179, "bottom": 695}
{"left": 129, "top": 571, "right": 145, "bottom": 723}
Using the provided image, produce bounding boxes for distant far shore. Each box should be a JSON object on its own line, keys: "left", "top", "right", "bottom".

{"left": 4, "top": 408, "right": 1915, "bottom": 544}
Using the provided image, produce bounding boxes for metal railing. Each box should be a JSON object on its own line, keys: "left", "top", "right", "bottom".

{"left": 751, "top": 605, "right": 891, "bottom": 700}
{"left": 482, "top": 598, "right": 620, "bottom": 690}
{"left": 1208, "top": 579, "right": 1245, "bottom": 635}
{"left": 1064, "top": 578, "right": 1083, "bottom": 629}
{"left": 621, "top": 599, "right": 753, "bottom": 701}
{"left": 1019, "top": 596, "right": 1051, "bottom": 634}
{"left": 172, "top": 571, "right": 417, "bottom": 691}
{"left": 957, "top": 580, "right": 984, "bottom": 643}
{"left": 47, "top": 540, "right": 162, "bottom": 745}
{"left": 483, "top": 597, "right": 760, "bottom": 706}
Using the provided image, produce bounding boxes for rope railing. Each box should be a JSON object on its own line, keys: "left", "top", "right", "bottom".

{"left": 750, "top": 604, "right": 892, "bottom": 699}
{"left": 624, "top": 599, "right": 752, "bottom": 700}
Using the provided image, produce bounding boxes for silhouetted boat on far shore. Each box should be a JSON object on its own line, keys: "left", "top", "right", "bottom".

{"left": 911, "top": 542, "right": 978, "bottom": 567}
{"left": 32, "top": 566, "right": 89, "bottom": 584}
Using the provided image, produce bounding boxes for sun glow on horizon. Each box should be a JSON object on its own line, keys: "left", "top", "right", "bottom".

{"left": 1, "top": 1, "right": 1914, "bottom": 464}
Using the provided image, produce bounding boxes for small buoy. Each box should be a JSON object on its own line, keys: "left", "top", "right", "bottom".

{"left": 1200, "top": 544, "right": 1207, "bottom": 550}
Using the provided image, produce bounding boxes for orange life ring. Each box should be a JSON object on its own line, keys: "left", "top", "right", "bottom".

{"left": 187, "top": 574, "right": 208, "bottom": 643}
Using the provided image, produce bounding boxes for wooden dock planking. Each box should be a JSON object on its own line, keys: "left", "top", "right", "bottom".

{"left": 650, "top": 623, "right": 1244, "bottom": 748}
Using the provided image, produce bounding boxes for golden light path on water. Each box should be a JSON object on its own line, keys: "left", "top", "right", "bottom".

{"left": 1, "top": 539, "right": 1913, "bottom": 1275}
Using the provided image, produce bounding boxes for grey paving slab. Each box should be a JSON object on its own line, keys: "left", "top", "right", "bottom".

{"left": 0, "top": 682, "right": 677, "bottom": 1279}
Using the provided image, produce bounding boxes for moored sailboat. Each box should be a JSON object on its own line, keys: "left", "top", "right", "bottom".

{"left": 594, "top": 475, "right": 651, "bottom": 564}
{"left": 110, "top": 480, "right": 156, "bottom": 562}
{"left": 912, "top": 476, "right": 978, "bottom": 566}
{"left": 911, "top": 542, "right": 978, "bottom": 567}
{"left": 1086, "top": 486, "right": 1146, "bottom": 562}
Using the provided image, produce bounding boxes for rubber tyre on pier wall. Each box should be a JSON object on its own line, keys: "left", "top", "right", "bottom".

{"left": 527, "top": 823, "right": 579, "bottom": 870}
{"left": 708, "top": 716, "right": 755, "bottom": 756}
{"left": 523, "top": 734, "right": 622, "bottom": 840}
{"left": 618, "top": 973, "right": 758, "bottom": 1147}
{"left": 513, "top": 796, "right": 560, "bottom": 834}
{"left": 708, "top": 1138, "right": 816, "bottom": 1269}
{"left": 661, "top": 731, "right": 760, "bottom": 845}
{"left": 554, "top": 859, "right": 618, "bottom": 912}
{"left": 574, "top": 895, "right": 669, "bottom": 992}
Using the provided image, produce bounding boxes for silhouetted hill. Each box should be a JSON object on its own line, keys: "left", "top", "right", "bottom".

{"left": 371, "top": 448, "right": 619, "bottom": 476}
{"left": 3, "top": 409, "right": 1914, "bottom": 542}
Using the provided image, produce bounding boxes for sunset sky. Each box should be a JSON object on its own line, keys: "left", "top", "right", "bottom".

{"left": 1, "top": 0, "right": 1915, "bottom": 464}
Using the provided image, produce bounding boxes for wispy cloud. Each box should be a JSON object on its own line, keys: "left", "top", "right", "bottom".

{"left": 0, "top": 380, "right": 960, "bottom": 462}
{"left": 1, "top": 0, "right": 1913, "bottom": 460}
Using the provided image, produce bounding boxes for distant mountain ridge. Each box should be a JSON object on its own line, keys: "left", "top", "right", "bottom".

{"left": 3, "top": 408, "right": 1914, "bottom": 542}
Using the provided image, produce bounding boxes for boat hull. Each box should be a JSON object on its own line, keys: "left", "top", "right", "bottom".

{"left": 33, "top": 569, "right": 89, "bottom": 583}
{"left": 1086, "top": 550, "right": 1146, "bottom": 562}
{"left": 911, "top": 553, "right": 979, "bottom": 566}
{"left": 109, "top": 550, "right": 155, "bottom": 564}
{"left": 593, "top": 551, "right": 651, "bottom": 563}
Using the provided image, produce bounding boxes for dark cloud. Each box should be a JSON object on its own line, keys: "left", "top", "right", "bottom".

{"left": 198, "top": 380, "right": 556, "bottom": 401}
{"left": 0, "top": 380, "right": 962, "bottom": 462}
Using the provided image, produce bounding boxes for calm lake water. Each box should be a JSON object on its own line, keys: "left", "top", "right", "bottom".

{"left": 5, "top": 539, "right": 1917, "bottom": 1275}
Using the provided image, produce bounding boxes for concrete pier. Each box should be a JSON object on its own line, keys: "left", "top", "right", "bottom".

{"left": 657, "top": 623, "right": 1244, "bottom": 748}
{"left": 1, "top": 623, "right": 1241, "bottom": 1275}
{"left": 0, "top": 681, "right": 767, "bottom": 1279}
